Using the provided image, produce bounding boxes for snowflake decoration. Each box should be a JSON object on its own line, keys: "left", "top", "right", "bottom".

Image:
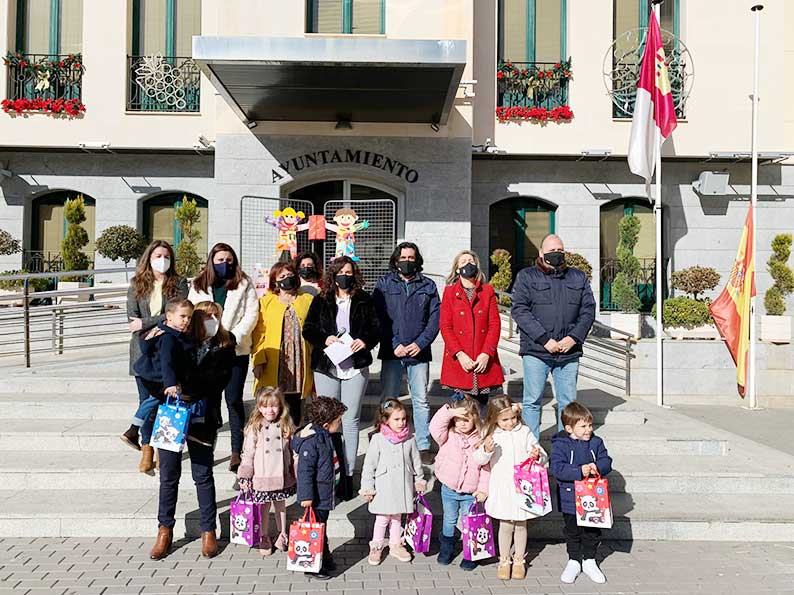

{"left": 133, "top": 55, "right": 194, "bottom": 110}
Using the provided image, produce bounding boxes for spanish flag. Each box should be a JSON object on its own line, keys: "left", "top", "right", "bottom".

{"left": 709, "top": 207, "right": 756, "bottom": 396}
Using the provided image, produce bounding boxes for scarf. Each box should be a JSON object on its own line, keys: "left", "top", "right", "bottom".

{"left": 380, "top": 423, "right": 410, "bottom": 444}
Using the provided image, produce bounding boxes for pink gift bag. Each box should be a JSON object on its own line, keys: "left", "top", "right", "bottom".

{"left": 461, "top": 502, "right": 496, "bottom": 561}
{"left": 575, "top": 473, "right": 613, "bottom": 528}
{"left": 229, "top": 494, "right": 262, "bottom": 547}
{"left": 513, "top": 457, "right": 552, "bottom": 517}
{"left": 404, "top": 494, "right": 432, "bottom": 553}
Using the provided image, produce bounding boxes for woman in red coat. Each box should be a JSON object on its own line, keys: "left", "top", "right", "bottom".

{"left": 439, "top": 250, "right": 504, "bottom": 414}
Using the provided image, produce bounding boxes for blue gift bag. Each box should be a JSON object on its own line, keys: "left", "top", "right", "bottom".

{"left": 151, "top": 395, "right": 190, "bottom": 452}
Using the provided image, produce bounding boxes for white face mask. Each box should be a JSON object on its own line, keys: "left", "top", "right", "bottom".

{"left": 203, "top": 318, "right": 219, "bottom": 338}
{"left": 151, "top": 256, "right": 170, "bottom": 274}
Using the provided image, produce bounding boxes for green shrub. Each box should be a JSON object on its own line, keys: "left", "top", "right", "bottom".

{"left": 612, "top": 272, "right": 641, "bottom": 313}
{"left": 765, "top": 233, "right": 794, "bottom": 315}
{"left": 671, "top": 266, "right": 720, "bottom": 300}
{"left": 175, "top": 197, "right": 202, "bottom": 278}
{"left": 96, "top": 225, "right": 147, "bottom": 267}
{"left": 490, "top": 248, "right": 512, "bottom": 307}
{"left": 564, "top": 251, "right": 592, "bottom": 282}
{"left": 0, "top": 270, "right": 49, "bottom": 292}
{"left": 652, "top": 296, "right": 713, "bottom": 329}
{"left": 614, "top": 214, "right": 642, "bottom": 313}
{"left": 0, "top": 230, "right": 21, "bottom": 256}
{"left": 61, "top": 195, "right": 91, "bottom": 281}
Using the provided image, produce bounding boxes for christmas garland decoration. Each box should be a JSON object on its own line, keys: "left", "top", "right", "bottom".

{"left": 2, "top": 52, "right": 85, "bottom": 116}
{"left": 496, "top": 59, "right": 573, "bottom": 123}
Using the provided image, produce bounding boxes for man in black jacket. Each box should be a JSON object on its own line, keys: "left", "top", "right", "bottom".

{"left": 511, "top": 234, "right": 596, "bottom": 440}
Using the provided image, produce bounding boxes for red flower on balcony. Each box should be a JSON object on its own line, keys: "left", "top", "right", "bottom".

{"left": 497, "top": 71, "right": 505, "bottom": 79}
{"left": 495, "top": 105, "right": 574, "bottom": 124}
{"left": 1, "top": 97, "right": 86, "bottom": 117}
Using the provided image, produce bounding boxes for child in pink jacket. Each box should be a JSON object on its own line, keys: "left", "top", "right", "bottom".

{"left": 430, "top": 397, "right": 490, "bottom": 570}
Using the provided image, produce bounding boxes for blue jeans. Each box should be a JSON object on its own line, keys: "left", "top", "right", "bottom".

{"left": 380, "top": 359, "right": 430, "bottom": 450}
{"left": 135, "top": 376, "right": 156, "bottom": 444}
{"left": 441, "top": 484, "right": 475, "bottom": 538}
{"left": 521, "top": 355, "right": 580, "bottom": 440}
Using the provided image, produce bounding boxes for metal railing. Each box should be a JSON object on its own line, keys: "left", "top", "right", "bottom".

{"left": 600, "top": 257, "right": 656, "bottom": 312}
{"left": 495, "top": 289, "right": 635, "bottom": 396}
{"left": 127, "top": 55, "right": 200, "bottom": 112}
{"left": 0, "top": 267, "right": 134, "bottom": 367}
{"left": 496, "top": 61, "right": 570, "bottom": 110}
{"left": 5, "top": 53, "right": 83, "bottom": 102}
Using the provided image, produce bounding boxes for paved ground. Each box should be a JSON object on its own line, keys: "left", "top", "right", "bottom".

{"left": 2, "top": 537, "right": 794, "bottom": 595}
{"left": 674, "top": 404, "right": 794, "bottom": 457}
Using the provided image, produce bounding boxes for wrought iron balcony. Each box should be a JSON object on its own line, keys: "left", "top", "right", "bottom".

{"left": 127, "top": 55, "right": 200, "bottom": 112}
{"left": 4, "top": 53, "right": 83, "bottom": 102}
{"left": 600, "top": 257, "right": 656, "bottom": 312}
{"left": 496, "top": 61, "right": 570, "bottom": 111}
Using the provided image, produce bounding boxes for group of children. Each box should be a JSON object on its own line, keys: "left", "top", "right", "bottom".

{"left": 238, "top": 385, "right": 612, "bottom": 584}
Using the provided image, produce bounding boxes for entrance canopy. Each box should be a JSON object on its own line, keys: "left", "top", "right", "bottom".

{"left": 192, "top": 36, "right": 466, "bottom": 125}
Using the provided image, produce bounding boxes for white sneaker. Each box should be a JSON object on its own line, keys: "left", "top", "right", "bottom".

{"left": 560, "top": 559, "right": 581, "bottom": 584}
{"left": 582, "top": 559, "right": 606, "bottom": 583}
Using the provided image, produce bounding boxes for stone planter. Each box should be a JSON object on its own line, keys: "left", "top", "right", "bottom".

{"left": 761, "top": 315, "right": 792, "bottom": 344}
{"left": 665, "top": 324, "right": 720, "bottom": 340}
{"left": 610, "top": 312, "right": 641, "bottom": 339}
{"left": 57, "top": 280, "right": 90, "bottom": 303}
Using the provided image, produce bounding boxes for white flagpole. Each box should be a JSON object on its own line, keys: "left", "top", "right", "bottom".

{"left": 747, "top": 4, "right": 763, "bottom": 409}
{"left": 653, "top": 0, "right": 664, "bottom": 408}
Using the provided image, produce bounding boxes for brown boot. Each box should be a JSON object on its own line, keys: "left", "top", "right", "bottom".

{"left": 121, "top": 426, "right": 141, "bottom": 451}
{"left": 201, "top": 530, "right": 218, "bottom": 558}
{"left": 229, "top": 452, "right": 241, "bottom": 472}
{"left": 139, "top": 445, "right": 155, "bottom": 474}
{"left": 149, "top": 526, "right": 173, "bottom": 560}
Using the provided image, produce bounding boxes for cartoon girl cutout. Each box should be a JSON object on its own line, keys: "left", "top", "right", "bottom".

{"left": 265, "top": 208, "right": 309, "bottom": 259}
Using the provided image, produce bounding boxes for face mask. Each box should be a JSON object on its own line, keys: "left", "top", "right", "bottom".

{"left": 203, "top": 318, "right": 219, "bottom": 338}
{"left": 150, "top": 256, "right": 170, "bottom": 274}
{"left": 298, "top": 266, "right": 316, "bottom": 280}
{"left": 458, "top": 263, "right": 478, "bottom": 279}
{"left": 397, "top": 261, "right": 418, "bottom": 277}
{"left": 277, "top": 275, "right": 298, "bottom": 291}
{"left": 335, "top": 274, "right": 354, "bottom": 290}
{"left": 213, "top": 262, "right": 233, "bottom": 280}
{"left": 544, "top": 251, "right": 565, "bottom": 269}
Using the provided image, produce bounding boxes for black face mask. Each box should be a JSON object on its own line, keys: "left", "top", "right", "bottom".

{"left": 213, "top": 262, "right": 234, "bottom": 280}
{"left": 397, "top": 260, "right": 418, "bottom": 277}
{"left": 277, "top": 275, "right": 298, "bottom": 291}
{"left": 298, "top": 266, "right": 317, "bottom": 280}
{"left": 543, "top": 251, "right": 565, "bottom": 269}
{"left": 335, "top": 274, "right": 355, "bottom": 290}
{"left": 458, "top": 263, "right": 478, "bottom": 279}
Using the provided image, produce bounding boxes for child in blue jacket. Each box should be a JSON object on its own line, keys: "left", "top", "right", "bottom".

{"left": 550, "top": 402, "right": 612, "bottom": 586}
{"left": 292, "top": 396, "right": 348, "bottom": 580}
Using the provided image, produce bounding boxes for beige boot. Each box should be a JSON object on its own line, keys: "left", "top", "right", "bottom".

{"left": 497, "top": 556, "right": 512, "bottom": 580}
{"left": 511, "top": 555, "right": 526, "bottom": 579}
{"left": 139, "top": 445, "right": 155, "bottom": 474}
{"left": 368, "top": 540, "right": 385, "bottom": 566}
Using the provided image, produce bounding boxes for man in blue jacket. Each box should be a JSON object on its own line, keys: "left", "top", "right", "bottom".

{"left": 511, "top": 234, "right": 595, "bottom": 439}
{"left": 373, "top": 242, "right": 440, "bottom": 461}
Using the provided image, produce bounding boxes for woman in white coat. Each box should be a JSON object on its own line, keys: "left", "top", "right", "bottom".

{"left": 474, "top": 395, "right": 548, "bottom": 580}
{"left": 189, "top": 243, "right": 259, "bottom": 471}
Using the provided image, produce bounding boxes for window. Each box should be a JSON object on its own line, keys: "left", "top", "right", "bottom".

{"left": 306, "top": 0, "right": 384, "bottom": 34}
{"left": 132, "top": 0, "right": 201, "bottom": 57}
{"left": 498, "top": 0, "right": 567, "bottom": 63}
{"left": 143, "top": 193, "right": 208, "bottom": 260}
{"left": 15, "top": 0, "right": 83, "bottom": 54}
{"left": 27, "top": 191, "right": 96, "bottom": 272}
{"left": 614, "top": 0, "right": 678, "bottom": 45}
{"left": 489, "top": 197, "right": 556, "bottom": 279}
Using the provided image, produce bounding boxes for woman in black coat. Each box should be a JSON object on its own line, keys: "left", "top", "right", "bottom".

{"left": 302, "top": 256, "right": 380, "bottom": 499}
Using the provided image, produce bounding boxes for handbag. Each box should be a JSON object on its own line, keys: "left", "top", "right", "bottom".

{"left": 404, "top": 494, "right": 433, "bottom": 553}
{"left": 513, "top": 456, "right": 552, "bottom": 516}
{"left": 287, "top": 507, "right": 325, "bottom": 573}
{"left": 229, "top": 493, "right": 262, "bottom": 547}
{"left": 461, "top": 501, "right": 496, "bottom": 561}
{"left": 575, "top": 471, "right": 613, "bottom": 528}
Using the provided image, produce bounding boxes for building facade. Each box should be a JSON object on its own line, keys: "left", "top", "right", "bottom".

{"left": 1, "top": 0, "right": 793, "bottom": 321}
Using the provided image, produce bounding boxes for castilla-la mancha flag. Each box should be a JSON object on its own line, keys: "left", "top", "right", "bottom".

{"left": 627, "top": 12, "right": 678, "bottom": 182}
{"left": 709, "top": 207, "right": 756, "bottom": 397}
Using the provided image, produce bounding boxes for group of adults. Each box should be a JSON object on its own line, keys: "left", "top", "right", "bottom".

{"left": 125, "top": 233, "right": 595, "bottom": 554}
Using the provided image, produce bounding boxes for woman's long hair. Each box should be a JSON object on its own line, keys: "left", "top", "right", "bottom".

{"left": 445, "top": 250, "right": 487, "bottom": 286}
{"left": 320, "top": 256, "right": 366, "bottom": 299}
{"left": 131, "top": 240, "right": 181, "bottom": 300}
{"left": 480, "top": 395, "right": 521, "bottom": 441}
{"left": 190, "top": 301, "right": 234, "bottom": 349}
{"left": 244, "top": 387, "right": 295, "bottom": 439}
{"left": 192, "top": 243, "right": 247, "bottom": 293}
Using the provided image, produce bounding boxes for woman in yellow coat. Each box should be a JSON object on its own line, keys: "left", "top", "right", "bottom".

{"left": 251, "top": 261, "right": 315, "bottom": 425}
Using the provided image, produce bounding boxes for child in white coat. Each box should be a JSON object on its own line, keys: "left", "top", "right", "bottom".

{"left": 474, "top": 395, "right": 548, "bottom": 581}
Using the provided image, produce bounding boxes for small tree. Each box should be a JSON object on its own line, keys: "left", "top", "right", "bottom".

{"left": 764, "top": 233, "right": 794, "bottom": 316}
{"left": 564, "top": 251, "right": 593, "bottom": 282}
{"left": 0, "top": 229, "right": 21, "bottom": 256}
{"left": 611, "top": 214, "right": 642, "bottom": 312}
{"left": 61, "top": 195, "right": 90, "bottom": 281}
{"left": 174, "top": 196, "right": 202, "bottom": 278}
{"left": 95, "top": 225, "right": 148, "bottom": 279}
{"left": 490, "top": 248, "right": 512, "bottom": 306}
{"left": 671, "top": 266, "right": 720, "bottom": 301}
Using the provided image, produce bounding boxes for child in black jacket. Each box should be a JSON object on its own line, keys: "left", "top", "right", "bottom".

{"left": 292, "top": 396, "right": 348, "bottom": 580}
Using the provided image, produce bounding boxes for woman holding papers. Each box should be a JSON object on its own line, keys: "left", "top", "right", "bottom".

{"left": 251, "top": 261, "right": 315, "bottom": 426}
{"left": 303, "top": 255, "right": 380, "bottom": 499}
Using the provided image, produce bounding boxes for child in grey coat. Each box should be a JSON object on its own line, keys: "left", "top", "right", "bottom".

{"left": 359, "top": 398, "right": 426, "bottom": 566}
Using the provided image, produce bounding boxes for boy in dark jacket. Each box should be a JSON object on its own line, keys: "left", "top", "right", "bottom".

{"left": 550, "top": 402, "right": 612, "bottom": 586}
{"left": 121, "top": 299, "right": 196, "bottom": 450}
{"left": 292, "top": 396, "right": 348, "bottom": 580}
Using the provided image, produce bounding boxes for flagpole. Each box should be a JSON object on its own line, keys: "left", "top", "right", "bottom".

{"left": 747, "top": 4, "right": 763, "bottom": 409}
{"left": 653, "top": 0, "right": 664, "bottom": 408}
